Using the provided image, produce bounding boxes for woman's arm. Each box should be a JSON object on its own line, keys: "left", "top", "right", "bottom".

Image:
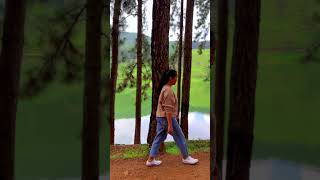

{"left": 162, "top": 88, "right": 175, "bottom": 135}
{"left": 166, "top": 112, "right": 174, "bottom": 135}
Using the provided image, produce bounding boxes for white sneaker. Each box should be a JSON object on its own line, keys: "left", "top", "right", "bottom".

{"left": 182, "top": 156, "right": 199, "bottom": 165}
{"left": 146, "top": 159, "right": 162, "bottom": 167}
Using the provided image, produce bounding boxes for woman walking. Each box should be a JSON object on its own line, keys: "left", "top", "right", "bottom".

{"left": 146, "top": 69, "right": 199, "bottom": 167}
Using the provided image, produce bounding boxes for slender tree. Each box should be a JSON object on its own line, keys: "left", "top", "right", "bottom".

{"left": 110, "top": 0, "right": 122, "bottom": 145}
{"left": 82, "top": 0, "right": 103, "bottom": 179}
{"left": 194, "top": 0, "right": 210, "bottom": 54}
{"left": 211, "top": 21, "right": 215, "bottom": 180}
{"left": 180, "top": 0, "right": 195, "bottom": 139}
{"left": 225, "top": 0, "right": 261, "bottom": 179}
{"left": 134, "top": 0, "right": 143, "bottom": 144}
{"left": 0, "top": 0, "right": 26, "bottom": 179}
{"left": 102, "top": 0, "right": 111, "bottom": 176}
{"left": 211, "top": 0, "right": 219, "bottom": 178}
{"left": 177, "top": 0, "right": 184, "bottom": 124}
{"left": 147, "top": 0, "right": 170, "bottom": 146}
{"left": 214, "top": 0, "right": 228, "bottom": 178}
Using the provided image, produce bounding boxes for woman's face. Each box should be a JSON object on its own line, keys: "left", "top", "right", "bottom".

{"left": 168, "top": 76, "right": 177, "bottom": 85}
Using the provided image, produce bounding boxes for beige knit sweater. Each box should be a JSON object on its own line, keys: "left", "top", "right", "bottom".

{"left": 156, "top": 85, "right": 178, "bottom": 117}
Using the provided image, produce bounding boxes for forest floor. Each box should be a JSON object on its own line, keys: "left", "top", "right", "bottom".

{"left": 110, "top": 141, "right": 210, "bottom": 180}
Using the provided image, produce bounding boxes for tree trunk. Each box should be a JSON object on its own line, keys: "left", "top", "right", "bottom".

{"left": 177, "top": 0, "right": 184, "bottom": 125}
{"left": 180, "top": 0, "right": 195, "bottom": 139}
{"left": 226, "top": 0, "right": 261, "bottom": 179}
{"left": 135, "top": 0, "right": 143, "bottom": 144}
{"left": 210, "top": 3, "right": 218, "bottom": 178}
{"left": 0, "top": 0, "right": 26, "bottom": 179}
{"left": 110, "top": 0, "right": 122, "bottom": 145}
{"left": 104, "top": 0, "right": 111, "bottom": 155}
{"left": 99, "top": 2, "right": 111, "bottom": 171}
{"left": 147, "top": 0, "right": 170, "bottom": 146}
{"left": 82, "top": 0, "right": 103, "bottom": 179}
{"left": 215, "top": 0, "right": 228, "bottom": 178}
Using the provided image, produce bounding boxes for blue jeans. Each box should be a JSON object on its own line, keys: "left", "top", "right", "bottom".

{"left": 149, "top": 117, "right": 189, "bottom": 159}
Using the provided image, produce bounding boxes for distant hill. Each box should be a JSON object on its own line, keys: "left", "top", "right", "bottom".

{"left": 119, "top": 32, "right": 209, "bottom": 59}
{"left": 120, "top": 31, "right": 209, "bottom": 49}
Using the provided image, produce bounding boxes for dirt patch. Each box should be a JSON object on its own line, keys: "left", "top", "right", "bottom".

{"left": 111, "top": 151, "right": 210, "bottom": 180}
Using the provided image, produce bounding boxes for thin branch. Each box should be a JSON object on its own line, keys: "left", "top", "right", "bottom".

{"left": 64, "top": 3, "right": 86, "bottom": 17}
{"left": 39, "top": 5, "right": 86, "bottom": 74}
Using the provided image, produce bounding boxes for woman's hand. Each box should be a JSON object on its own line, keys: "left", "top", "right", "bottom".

{"left": 168, "top": 125, "right": 174, "bottom": 135}
{"left": 166, "top": 112, "right": 174, "bottom": 135}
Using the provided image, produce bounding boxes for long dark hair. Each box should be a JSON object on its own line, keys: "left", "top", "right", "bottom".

{"left": 157, "top": 69, "right": 177, "bottom": 95}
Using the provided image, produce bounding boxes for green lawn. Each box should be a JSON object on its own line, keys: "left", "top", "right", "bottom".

{"left": 111, "top": 140, "right": 209, "bottom": 160}
{"left": 227, "top": 0, "right": 319, "bottom": 50}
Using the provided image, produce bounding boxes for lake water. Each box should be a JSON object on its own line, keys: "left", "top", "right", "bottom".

{"left": 235, "top": 159, "right": 320, "bottom": 180}
{"left": 114, "top": 112, "right": 210, "bottom": 145}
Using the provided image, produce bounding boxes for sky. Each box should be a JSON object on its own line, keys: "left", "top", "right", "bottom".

{"left": 111, "top": 0, "right": 210, "bottom": 41}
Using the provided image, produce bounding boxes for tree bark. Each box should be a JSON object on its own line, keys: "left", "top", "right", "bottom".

{"left": 226, "top": 0, "right": 261, "bottom": 179}
{"left": 177, "top": 0, "right": 184, "bottom": 125}
{"left": 215, "top": 0, "right": 228, "bottom": 178}
{"left": 210, "top": 1, "right": 218, "bottom": 178}
{"left": 147, "top": 0, "right": 170, "bottom": 146}
{"left": 82, "top": 0, "right": 103, "bottom": 179}
{"left": 0, "top": 0, "right": 26, "bottom": 179}
{"left": 181, "top": 0, "right": 195, "bottom": 139}
{"left": 110, "top": 0, "right": 122, "bottom": 145}
{"left": 103, "top": 0, "right": 111, "bottom": 175}
{"left": 135, "top": 0, "right": 143, "bottom": 144}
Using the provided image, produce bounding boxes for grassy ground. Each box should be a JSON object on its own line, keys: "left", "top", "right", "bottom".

{"left": 110, "top": 140, "right": 210, "bottom": 160}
